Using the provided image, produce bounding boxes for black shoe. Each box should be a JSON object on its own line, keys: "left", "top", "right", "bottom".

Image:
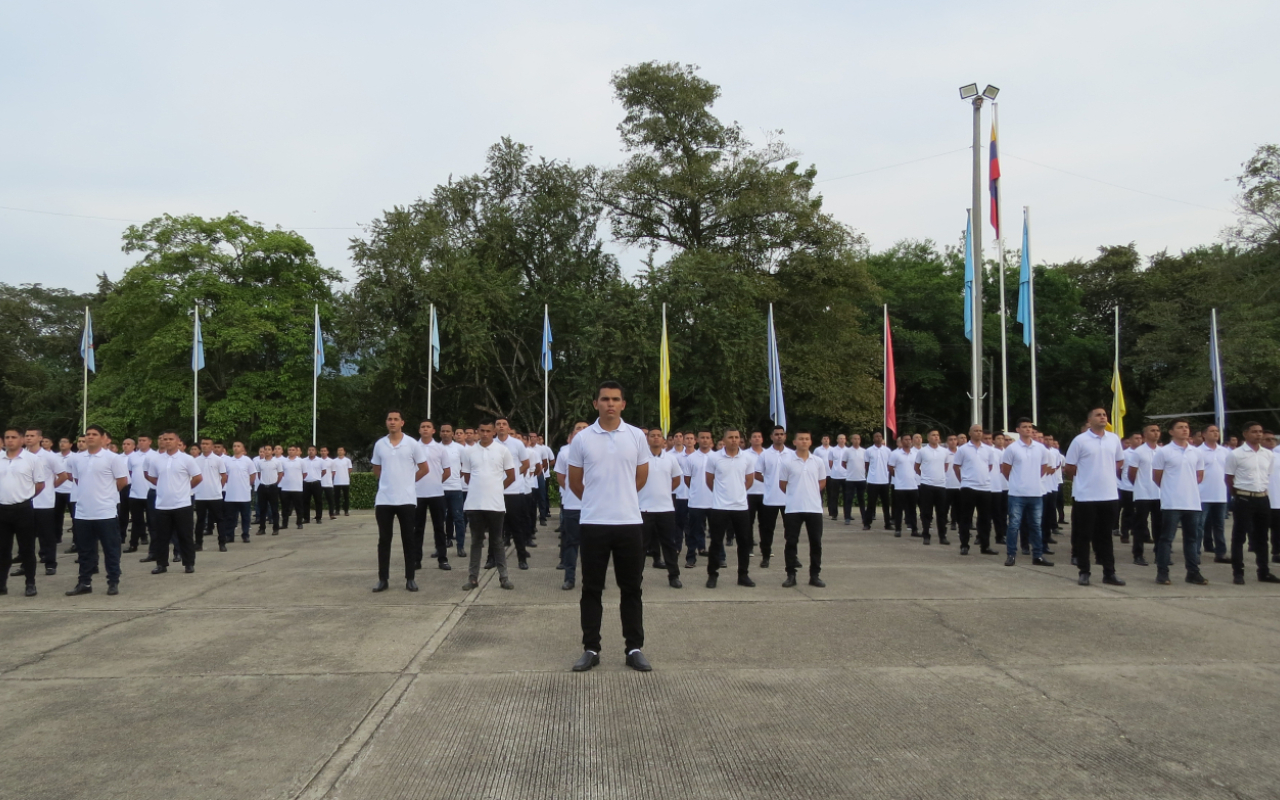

{"left": 995, "top": 536, "right": 1006, "bottom": 544}
{"left": 1233, "top": 574, "right": 1246, "bottom": 585}
{"left": 66, "top": 583, "right": 92, "bottom": 596}
{"left": 809, "top": 576, "right": 826, "bottom": 588}
{"left": 9, "top": 566, "right": 22, "bottom": 577}
{"left": 706, "top": 576, "right": 718, "bottom": 588}
{"left": 922, "top": 536, "right": 931, "bottom": 545}
{"left": 1043, "top": 548, "right": 1055, "bottom": 555}
{"left": 862, "top": 524, "right": 871, "bottom": 531}
{"left": 911, "top": 531, "right": 922, "bottom": 538}
{"left": 218, "top": 543, "right": 227, "bottom": 552}
{"left": 106, "top": 583, "right": 118, "bottom": 595}
{"left": 1033, "top": 558, "right": 1054, "bottom": 567}
{"left": 652, "top": 560, "right": 667, "bottom": 570}
{"left": 372, "top": 580, "right": 389, "bottom": 592}
{"left": 1260, "top": 573, "right": 1280, "bottom": 584}
{"left": 1133, "top": 556, "right": 1148, "bottom": 566}
{"left": 500, "top": 579, "right": 514, "bottom": 590}
{"left": 65, "top": 544, "right": 78, "bottom": 554}
{"left": 242, "top": 537, "right": 250, "bottom": 543}
{"left": 406, "top": 579, "right": 418, "bottom": 592}
{"left": 1004, "top": 556, "right": 1016, "bottom": 567}
{"left": 561, "top": 580, "right": 575, "bottom": 590}
{"left": 151, "top": 566, "right": 167, "bottom": 574}
{"left": 484, "top": 560, "right": 495, "bottom": 570}
{"left": 25, "top": 583, "right": 37, "bottom": 597}
{"left": 782, "top": 574, "right": 797, "bottom": 588}
{"left": 685, "top": 559, "right": 696, "bottom": 569}
{"left": 272, "top": 529, "right": 280, "bottom": 535}
{"left": 1186, "top": 573, "right": 1208, "bottom": 585}
{"left": 939, "top": 537, "right": 951, "bottom": 546}
{"left": 668, "top": 577, "right": 682, "bottom": 589}
{"left": 719, "top": 560, "right": 727, "bottom": 569}
{"left": 1078, "top": 573, "right": 1090, "bottom": 586}
{"left": 1215, "top": 556, "right": 1231, "bottom": 563}
{"left": 1103, "top": 574, "right": 1126, "bottom": 586}
{"left": 140, "top": 535, "right": 148, "bottom": 544}
{"left": 45, "top": 566, "right": 56, "bottom": 575}
{"left": 457, "top": 548, "right": 467, "bottom": 558}
{"left": 980, "top": 548, "right": 998, "bottom": 555}
{"left": 625, "top": 650, "right": 653, "bottom": 672}
{"left": 760, "top": 557, "right": 770, "bottom": 569}
{"left": 124, "top": 545, "right": 138, "bottom": 554}
{"left": 737, "top": 576, "right": 756, "bottom": 587}
{"left": 1021, "top": 547, "right": 1030, "bottom": 556}
{"left": 296, "top": 524, "right": 303, "bottom": 530}
{"left": 960, "top": 545, "right": 970, "bottom": 555}
{"left": 184, "top": 565, "right": 194, "bottom": 573}
{"left": 893, "top": 531, "right": 902, "bottom": 538}
{"left": 462, "top": 579, "right": 479, "bottom": 590}
{"left": 526, "top": 542, "right": 537, "bottom": 548}
{"left": 1156, "top": 574, "right": 1171, "bottom": 585}
{"left": 518, "top": 560, "right": 529, "bottom": 571}
{"left": 556, "top": 563, "right": 565, "bottom": 570}
{"left": 429, "top": 550, "right": 441, "bottom": 560}
{"left": 195, "top": 542, "right": 203, "bottom": 552}
{"left": 438, "top": 561, "right": 452, "bottom": 571}
{"left": 572, "top": 651, "right": 600, "bottom": 672}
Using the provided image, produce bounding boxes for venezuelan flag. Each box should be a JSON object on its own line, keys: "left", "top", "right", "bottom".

{"left": 989, "top": 117, "right": 1001, "bottom": 238}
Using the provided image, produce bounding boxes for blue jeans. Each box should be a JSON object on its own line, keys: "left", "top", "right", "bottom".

{"left": 1157, "top": 508, "right": 1202, "bottom": 578}
{"left": 1197, "top": 502, "right": 1226, "bottom": 557}
{"left": 560, "top": 508, "right": 581, "bottom": 583}
{"left": 1007, "top": 495, "right": 1043, "bottom": 558}
{"left": 73, "top": 517, "right": 122, "bottom": 585}
{"left": 444, "top": 490, "right": 466, "bottom": 548}
{"left": 535, "top": 475, "right": 550, "bottom": 522}
{"left": 685, "top": 506, "right": 709, "bottom": 558}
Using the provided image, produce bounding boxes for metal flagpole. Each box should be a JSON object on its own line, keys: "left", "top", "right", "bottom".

{"left": 994, "top": 104, "right": 1008, "bottom": 434}
{"left": 312, "top": 304, "right": 319, "bottom": 447}
{"left": 193, "top": 301, "right": 200, "bottom": 444}
{"left": 543, "top": 304, "right": 549, "bottom": 441}
{"left": 427, "top": 303, "right": 434, "bottom": 420}
{"left": 883, "top": 304, "right": 888, "bottom": 441}
{"left": 1026, "top": 206, "right": 1038, "bottom": 425}
{"left": 970, "top": 98, "right": 984, "bottom": 425}
{"left": 81, "top": 306, "right": 89, "bottom": 435}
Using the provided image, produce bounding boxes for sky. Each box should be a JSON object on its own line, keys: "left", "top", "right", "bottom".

{"left": 3, "top": 0, "right": 1278, "bottom": 293}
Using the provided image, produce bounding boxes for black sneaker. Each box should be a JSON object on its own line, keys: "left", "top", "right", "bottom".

{"left": 1133, "top": 557, "right": 1148, "bottom": 566}
{"left": 1185, "top": 573, "right": 1208, "bottom": 586}
{"left": 1032, "top": 558, "right": 1054, "bottom": 567}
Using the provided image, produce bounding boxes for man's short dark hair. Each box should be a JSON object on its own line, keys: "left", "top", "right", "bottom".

{"left": 1016, "top": 417, "right": 1033, "bottom": 427}
{"left": 794, "top": 429, "right": 811, "bottom": 436}
{"left": 4, "top": 426, "right": 22, "bottom": 438}
{"left": 200, "top": 437, "right": 213, "bottom": 444}
{"left": 697, "top": 428, "right": 713, "bottom": 437}
{"left": 86, "top": 424, "right": 107, "bottom": 437}
{"left": 724, "top": 427, "right": 740, "bottom": 436}
{"left": 1169, "top": 418, "right": 1190, "bottom": 431}
{"left": 1242, "top": 421, "right": 1263, "bottom": 433}
{"left": 25, "top": 427, "right": 42, "bottom": 437}
{"left": 385, "top": 409, "right": 404, "bottom": 420}
{"left": 597, "top": 380, "right": 625, "bottom": 400}
{"left": 478, "top": 418, "right": 496, "bottom": 428}
{"left": 772, "top": 426, "right": 785, "bottom": 434}
{"left": 1087, "top": 406, "right": 1108, "bottom": 417}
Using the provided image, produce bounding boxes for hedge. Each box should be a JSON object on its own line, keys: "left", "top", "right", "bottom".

{"left": 346, "top": 470, "right": 561, "bottom": 510}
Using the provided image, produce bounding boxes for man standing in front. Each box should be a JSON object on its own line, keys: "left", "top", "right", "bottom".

{"left": 193, "top": 438, "right": 227, "bottom": 551}
{"left": 914, "top": 429, "right": 950, "bottom": 545}
{"left": 639, "top": 427, "right": 684, "bottom": 588}
{"left": 255, "top": 445, "right": 282, "bottom": 535}
{"left": 460, "top": 419, "right": 517, "bottom": 592}
{"left": 756, "top": 426, "right": 794, "bottom": 569}
{"left": 1001, "top": 418, "right": 1052, "bottom": 567}
{"left": 413, "top": 420, "right": 451, "bottom": 572}
{"left": 370, "top": 410, "right": 429, "bottom": 593}
{"left": 145, "top": 430, "right": 201, "bottom": 574}
{"left": 568, "top": 381, "right": 651, "bottom": 672}
{"left": 888, "top": 434, "right": 919, "bottom": 538}
{"left": 953, "top": 424, "right": 997, "bottom": 556}
{"left": 1151, "top": 419, "right": 1207, "bottom": 586}
{"left": 66, "top": 425, "right": 130, "bottom": 596}
{"left": 1196, "top": 424, "right": 1230, "bottom": 562}
{"left": 842, "top": 433, "right": 866, "bottom": 525}
{"left": 438, "top": 426, "right": 467, "bottom": 556}
{"left": 863, "top": 432, "right": 892, "bottom": 530}
{"left": 705, "top": 428, "right": 757, "bottom": 588}
{"left": 495, "top": 418, "right": 533, "bottom": 570}
{"left": 302, "top": 446, "right": 326, "bottom": 525}
{"left": 1225, "top": 421, "right": 1277, "bottom": 585}
{"left": 332, "top": 447, "right": 353, "bottom": 517}
{"left": 1063, "top": 407, "right": 1127, "bottom": 586}
{"left": 779, "top": 429, "right": 826, "bottom": 588}
{"left": 222, "top": 441, "right": 257, "bottom": 544}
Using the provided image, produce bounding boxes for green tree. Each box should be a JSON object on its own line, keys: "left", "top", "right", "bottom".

{"left": 1226, "top": 143, "right": 1280, "bottom": 247}
{"left": 0, "top": 283, "right": 98, "bottom": 436}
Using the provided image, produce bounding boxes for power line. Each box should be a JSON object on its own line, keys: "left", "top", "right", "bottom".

{"left": 1002, "top": 153, "right": 1234, "bottom": 214}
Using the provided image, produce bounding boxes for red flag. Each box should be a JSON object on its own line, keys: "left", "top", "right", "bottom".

{"left": 884, "top": 306, "right": 897, "bottom": 437}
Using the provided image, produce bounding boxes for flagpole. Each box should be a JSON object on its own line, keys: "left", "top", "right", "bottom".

{"left": 427, "top": 303, "right": 434, "bottom": 420}
{"left": 994, "top": 105, "right": 1008, "bottom": 434}
{"left": 1026, "top": 206, "right": 1038, "bottom": 425}
{"left": 193, "top": 301, "right": 200, "bottom": 444}
{"left": 1210, "top": 308, "right": 1224, "bottom": 434}
{"left": 81, "top": 306, "right": 89, "bottom": 435}
{"left": 883, "top": 304, "right": 888, "bottom": 441}
{"left": 312, "top": 304, "right": 319, "bottom": 447}
{"left": 543, "top": 304, "right": 549, "bottom": 441}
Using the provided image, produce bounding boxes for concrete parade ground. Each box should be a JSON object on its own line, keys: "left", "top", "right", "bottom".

{"left": 2, "top": 510, "right": 1279, "bottom": 800}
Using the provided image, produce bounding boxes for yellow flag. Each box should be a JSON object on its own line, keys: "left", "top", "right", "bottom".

{"left": 1107, "top": 364, "right": 1126, "bottom": 438}
{"left": 659, "top": 305, "right": 671, "bottom": 436}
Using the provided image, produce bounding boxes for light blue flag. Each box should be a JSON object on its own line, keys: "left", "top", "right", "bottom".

{"left": 1209, "top": 311, "right": 1226, "bottom": 434}
{"left": 963, "top": 212, "right": 974, "bottom": 342}
{"left": 541, "top": 308, "right": 553, "bottom": 371}
{"left": 1016, "top": 210, "right": 1032, "bottom": 346}
{"left": 314, "top": 305, "right": 325, "bottom": 376}
{"left": 80, "top": 308, "right": 96, "bottom": 373}
{"left": 429, "top": 305, "right": 440, "bottom": 371}
{"left": 192, "top": 308, "right": 205, "bottom": 371}
{"left": 767, "top": 304, "right": 787, "bottom": 430}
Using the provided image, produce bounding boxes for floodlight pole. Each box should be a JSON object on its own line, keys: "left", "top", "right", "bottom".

{"left": 969, "top": 95, "right": 984, "bottom": 427}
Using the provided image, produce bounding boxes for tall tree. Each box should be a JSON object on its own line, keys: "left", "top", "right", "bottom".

{"left": 0, "top": 282, "right": 97, "bottom": 436}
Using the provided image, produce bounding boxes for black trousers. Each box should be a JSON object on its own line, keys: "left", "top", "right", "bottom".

{"left": 863, "top": 483, "right": 891, "bottom": 526}
{"left": 117, "top": 486, "right": 130, "bottom": 541}
{"left": 1133, "top": 499, "right": 1161, "bottom": 559}
{"left": 1072, "top": 499, "right": 1119, "bottom": 576}
{"left": 127, "top": 497, "right": 150, "bottom": 547}
{"left": 35, "top": 507, "right": 58, "bottom": 567}
{"left": 334, "top": 485, "right": 350, "bottom": 514}
{"left": 1118, "top": 489, "right": 1135, "bottom": 538}
{"left": 891, "top": 488, "right": 918, "bottom": 533}
{"left": 783, "top": 512, "right": 823, "bottom": 576}
{"left": 152, "top": 506, "right": 195, "bottom": 568}
{"left": 282, "top": 490, "right": 305, "bottom": 527}
{"left": 945, "top": 488, "right": 961, "bottom": 526}
{"left": 415, "top": 496, "right": 447, "bottom": 564}
{"left": 757, "top": 504, "right": 784, "bottom": 558}
{"left": 303, "top": 482, "right": 324, "bottom": 522}
{"left": 0, "top": 500, "right": 37, "bottom": 587}
{"left": 746, "top": 494, "right": 764, "bottom": 550}
{"left": 708, "top": 509, "right": 752, "bottom": 578}
{"left": 1231, "top": 495, "right": 1272, "bottom": 578}
{"left": 826, "top": 480, "right": 845, "bottom": 519}
{"left": 502, "top": 494, "right": 532, "bottom": 562}
{"left": 256, "top": 484, "right": 280, "bottom": 530}
{"left": 322, "top": 486, "right": 336, "bottom": 517}
{"left": 958, "top": 487, "right": 991, "bottom": 548}
{"left": 918, "top": 485, "right": 946, "bottom": 538}
{"left": 579, "top": 523, "right": 645, "bottom": 653}
{"left": 844, "top": 480, "right": 865, "bottom": 521}
{"left": 54, "top": 492, "right": 71, "bottom": 538}
{"left": 375, "top": 504, "right": 416, "bottom": 581}
{"left": 194, "top": 498, "right": 224, "bottom": 544}
{"left": 641, "top": 511, "right": 681, "bottom": 579}
{"left": 991, "top": 491, "right": 1008, "bottom": 541}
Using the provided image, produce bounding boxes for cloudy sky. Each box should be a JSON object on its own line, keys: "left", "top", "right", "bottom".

{"left": 3, "top": 0, "right": 1277, "bottom": 293}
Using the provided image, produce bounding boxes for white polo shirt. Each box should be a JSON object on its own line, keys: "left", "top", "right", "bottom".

{"left": 1225, "top": 444, "right": 1273, "bottom": 494}
{"left": 31, "top": 448, "right": 64, "bottom": 509}
{"left": 370, "top": 435, "right": 427, "bottom": 507}
{"left": 319, "top": 457, "right": 334, "bottom": 488}
{"left": 1127, "top": 443, "right": 1161, "bottom": 502}
{"left": 843, "top": 446, "right": 867, "bottom": 481}
{"left": 709, "top": 449, "right": 756, "bottom": 511}
{"left": 127, "top": 449, "right": 152, "bottom": 500}
{"left": 331, "top": 456, "right": 352, "bottom": 486}
{"left": 302, "top": 456, "right": 326, "bottom": 484}
{"left": 496, "top": 436, "right": 530, "bottom": 496}
{"left": 889, "top": 449, "right": 919, "bottom": 490}
{"left": 193, "top": 454, "right": 227, "bottom": 501}
{"left": 565, "top": 419, "right": 647, "bottom": 525}
{"left": 987, "top": 446, "right": 1008, "bottom": 492}
{"left": 952, "top": 442, "right": 992, "bottom": 491}
{"left": 147, "top": 450, "right": 200, "bottom": 510}
{"left": 554, "top": 446, "right": 579, "bottom": 511}
{"left": 1064, "top": 429, "right": 1125, "bottom": 502}
{"left": 782, "top": 452, "right": 827, "bottom": 515}
{"left": 440, "top": 444, "right": 464, "bottom": 492}
{"left": 0, "top": 449, "right": 47, "bottom": 505}
{"left": 865, "top": 445, "right": 892, "bottom": 484}
{"left": 684, "top": 449, "right": 717, "bottom": 510}
{"left": 1118, "top": 447, "right": 1135, "bottom": 491}
{"left": 1153, "top": 441, "right": 1203, "bottom": 511}
{"left": 1196, "top": 443, "right": 1229, "bottom": 504}
{"left": 223, "top": 455, "right": 257, "bottom": 503}
{"left": 944, "top": 450, "right": 960, "bottom": 490}
{"left": 279, "top": 458, "right": 305, "bottom": 492}
{"left": 462, "top": 441, "right": 516, "bottom": 512}
{"left": 828, "top": 445, "right": 848, "bottom": 481}
{"left": 415, "top": 439, "right": 447, "bottom": 499}
{"left": 257, "top": 457, "right": 282, "bottom": 487}
{"left": 914, "top": 445, "right": 949, "bottom": 488}
{"left": 1270, "top": 446, "right": 1280, "bottom": 511}
{"left": 69, "top": 449, "right": 128, "bottom": 520}
{"left": 56, "top": 452, "right": 76, "bottom": 496}
{"left": 1001, "top": 439, "right": 1050, "bottom": 497}
{"left": 746, "top": 447, "right": 767, "bottom": 496}
{"left": 759, "top": 446, "right": 795, "bottom": 507}
{"left": 673, "top": 450, "right": 690, "bottom": 501}
{"left": 639, "top": 450, "right": 683, "bottom": 513}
